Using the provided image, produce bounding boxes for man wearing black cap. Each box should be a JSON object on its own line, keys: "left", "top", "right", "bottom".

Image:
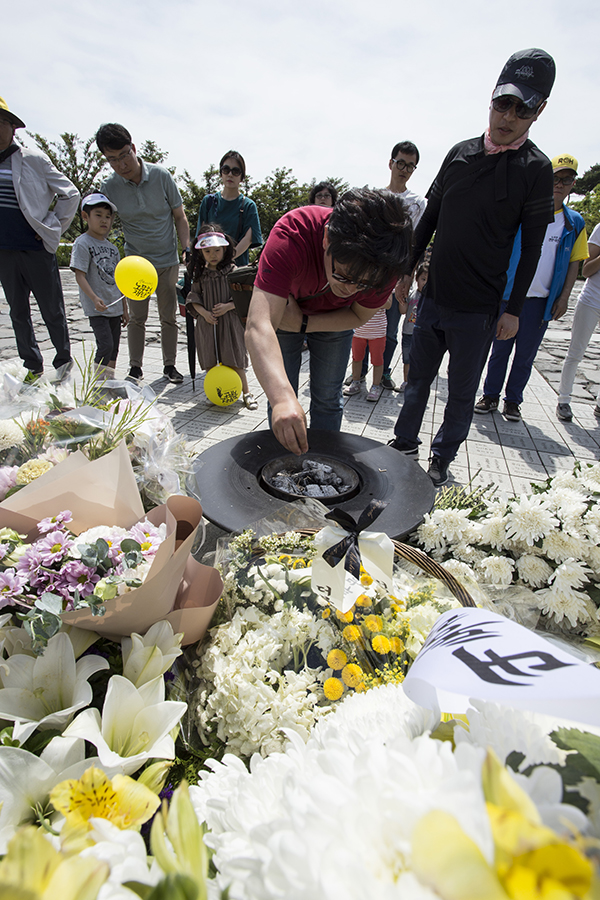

{"left": 389, "top": 49, "right": 555, "bottom": 486}
{"left": 0, "top": 96, "right": 78, "bottom": 381}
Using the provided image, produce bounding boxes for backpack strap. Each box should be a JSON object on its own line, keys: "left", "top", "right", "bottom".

{"left": 235, "top": 197, "right": 246, "bottom": 242}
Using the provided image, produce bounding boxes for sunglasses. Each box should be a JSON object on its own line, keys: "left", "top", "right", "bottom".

{"left": 553, "top": 174, "right": 576, "bottom": 187}
{"left": 330, "top": 256, "right": 376, "bottom": 292}
{"left": 392, "top": 158, "right": 417, "bottom": 173}
{"left": 491, "top": 96, "right": 542, "bottom": 120}
{"left": 221, "top": 164, "right": 242, "bottom": 177}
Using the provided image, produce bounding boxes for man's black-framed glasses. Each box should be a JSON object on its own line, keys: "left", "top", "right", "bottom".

{"left": 221, "top": 164, "right": 242, "bottom": 177}
{"left": 553, "top": 173, "right": 576, "bottom": 187}
{"left": 491, "top": 96, "right": 542, "bottom": 120}
{"left": 330, "top": 256, "right": 376, "bottom": 292}
{"left": 392, "top": 158, "right": 417, "bottom": 173}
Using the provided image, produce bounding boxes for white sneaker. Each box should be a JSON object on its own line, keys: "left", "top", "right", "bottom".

{"left": 343, "top": 380, "right": 362, "bottom": 396}
{"left": 366, "top": 384, "right": 383, "bottom": 402}
{"left": 398, "top": 381, "right": 407, "bottom": 392}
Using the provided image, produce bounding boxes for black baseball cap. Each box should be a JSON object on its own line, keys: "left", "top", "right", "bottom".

{"left": 492, "top": 48, "right": 556, "bottom": 109}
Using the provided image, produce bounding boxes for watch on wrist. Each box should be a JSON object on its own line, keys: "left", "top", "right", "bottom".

{"left": 300, "top": 314, "right": 309, "bottom": 334}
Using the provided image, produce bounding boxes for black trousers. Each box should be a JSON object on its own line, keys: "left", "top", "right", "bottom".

{"left": 0, "top": 249, "right": 71, "bottom": 371}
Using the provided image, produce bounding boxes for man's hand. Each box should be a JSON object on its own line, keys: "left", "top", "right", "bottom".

{"left": 496, "top": 312, "right": 519, "bottom": 340}
{"left": 271, "top": 397, "right": 308, "bottom": 455}
{"left": 394, "top": 274, "right": 411, "bottom": 302}
{"left": 278, "top": 295, "right": 303, "bottom": 332}
{"left": 551, "top": 296, "right": 569, "bottom": 320}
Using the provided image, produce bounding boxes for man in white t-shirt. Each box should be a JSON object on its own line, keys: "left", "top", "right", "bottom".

{"left": 475, "top": 153, "right": 588, "bottom": 422}
{"left": 357, "top": 141, "right": 426, "bottom": 390}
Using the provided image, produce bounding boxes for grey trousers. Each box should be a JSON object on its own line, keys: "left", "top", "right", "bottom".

{"left": 127, "top": 264, "right": 179, "bottom": 368}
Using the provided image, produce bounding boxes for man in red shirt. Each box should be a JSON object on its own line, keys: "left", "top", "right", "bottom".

{"left": 245, "top": 189, "right": 412, "bottom": 455}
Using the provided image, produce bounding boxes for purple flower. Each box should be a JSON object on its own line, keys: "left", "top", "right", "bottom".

{"left": 37, "top": 530, "right": 73, "bottom": 565}
{"left": 0, "top": 570, "right": 27, "bottom": 608}
{"left": 16, "top": 546, "right": 44, "bottom": 585}
{"left": 60, "top": 560, "right": 100, "bottom": 596}
{"left": 0, "top": 467, "right": 18, "bottom": 502}
{"left": 37, "top": 510, "right": 73, "bottom": 534}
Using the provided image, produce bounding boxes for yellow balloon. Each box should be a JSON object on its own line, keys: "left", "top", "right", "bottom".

{"left": 204, "top": 364, "right": 242, "bottom": 406}
{"left": 115, "top": 256, "right": 158, "bottom": 301}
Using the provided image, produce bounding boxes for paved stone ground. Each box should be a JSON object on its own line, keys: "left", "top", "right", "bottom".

{"left": 0, "top": 271, "right": 598, "bottom": 505}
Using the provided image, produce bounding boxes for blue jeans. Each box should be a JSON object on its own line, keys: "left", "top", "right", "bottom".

{"left": 482, "top": 297, "right": 549, "bottom": 404}
{"left": 393, "top": 297, "right": 497, "bottom": 461}
{"left": 361, "top": 295, "right": 401, "bottom": 377}
{"left": 277, "top": 329, "right": 353, "bottom": 431}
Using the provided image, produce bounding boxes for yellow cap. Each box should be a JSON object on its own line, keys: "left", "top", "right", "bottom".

{"left": 0, "top": 96, "right": 25, "bottom": 129}
{"left": 551, "top": 153, "right": 578, "bottom": 174}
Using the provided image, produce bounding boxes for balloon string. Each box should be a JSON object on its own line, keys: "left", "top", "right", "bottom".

{"left": 213, "top": 324, "right": 221, "bottom": 365}
{"left": 104, "top": 294, "right": 126, "bottom": 308}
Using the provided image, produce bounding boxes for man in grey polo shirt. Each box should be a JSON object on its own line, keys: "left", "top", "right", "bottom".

{"left": 96, "top": 123, "right": 190, "bottom": 383}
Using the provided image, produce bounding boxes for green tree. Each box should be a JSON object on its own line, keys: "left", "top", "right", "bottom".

{"left": 572, "top": 186, "right": 600, "bottom": 234}
{"left": 301, "top": 175, "right": 351, "bottom": 204}
{"left": 139, "top": 140, "right": 176, "bottom": 177}
{"left": 574, "top": 163, "right": 600, "bottom": 197}
{"left": 27, "top": 132, "right": 108, "bottom": 239}
{"left": 249, "top": 167, "right": 307, "bottom": 237}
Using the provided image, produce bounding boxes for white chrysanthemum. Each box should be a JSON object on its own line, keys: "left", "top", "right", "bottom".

{"left": 516, "top": 554, "right": 554, "bottom": 588}
{"left": 0, "top": 419, "right": 25, "bottom": 452}
{"left": 415, "top": 516, "right": 447, "bottom": 553}
{"left": 542, "top": 531, "right": 587, "bottom": 564}
{"left": 534, "top": 582, "right": 593, "bottom": 628}
{"left": 454, "top": 700, "right": 567, "bottom": 772}
{"left": 543, "top": 487, "right": 589, "bottom": 538}
{"left": 504, "top": 495, "right": 559, "bottom": 546}
{"left": 430, "top": 508, "right": 474, "bottom": 544}
{"left": 478, "top": 555, "right": 515, "bottom": 585}
{"left": 441, "top": 559, "right": 477, "bottom": 583}
{"left": 512, "top": 765, "right": 588, "bottom": 836}
{"left": 583, "top": 507, "right": 600, "bottom": 544}
{"left": 582, "top": 544, "right": 600, "bottom": 576}
{"left": 475, "top": 515, "right": 508, "bottom": 550}
{"left": 403, "top": 600, "right": 460, "bottom": 659}
{"left": 549, "top": 470, "right": 584, "bottom": 492}
{"left": 452, "top": 543, "right": 487, "bottom": 565}
{"left": 190, "top": 687, "right": 492, "bottom": 900}
{"left": 579, "top": 462, "right": 600, "bottom": 492}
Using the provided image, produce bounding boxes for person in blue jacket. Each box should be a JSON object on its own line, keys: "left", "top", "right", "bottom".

{"left": 475, "top": 153, "right": 588, "bottom": 421}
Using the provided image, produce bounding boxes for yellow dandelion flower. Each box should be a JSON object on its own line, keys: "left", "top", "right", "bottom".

{"left": 363, "top": 614, "right": 383, "bottom": 632}
{"left": 336, "top": 609, "right": 354, "bottom": 623}
{"left": 355, "top": 593, "right": 372, "bottom": 607}
{"left": 343, "top": 624, "right": 362, "bottom": 642}
{"left": 360, "top": 572, "right": 373, "bottom": 586}
{"left": 390, "top": 636, "right": 405, "bottom": 654}
{"left": 327, "top": 649, "right": 348, "bottom": 670}
{"left": 50, "top": 766, "right": 160, "bottom": 837}
{"left": 323, "top": 677, "right": 344, "bottom": 700}
{"left": 322, "top": 608, "right": 331, "bottom": 619}
{"left": 372, "top": 634, "right": 391, "bottom": 655}
{"left": 342, "top": 663, "right": 364, "bottom": 687}
{"left": 278, "top": 554, "right": 293, "bottom": 566}
{"left": 292, "top": 558, "right": 307, "bottom": 568}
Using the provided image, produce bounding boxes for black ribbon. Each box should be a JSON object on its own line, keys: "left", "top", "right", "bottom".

{"left": 322, "top": 500, "right": 387, "bottom": 579}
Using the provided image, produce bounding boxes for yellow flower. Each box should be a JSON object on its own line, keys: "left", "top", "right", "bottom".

{"left": 292, "top": 558, "right": 308, "bottom": 568}
{"left": 151, "top": 781, "right": 209, "bottom": 895}
{"left": 323, "top": 677, "right": 344, "bottom": 700}
{"left": 0, "top": 826, "right": 108, "bottom": 900}
{"left": 355, "top": 681, "right": 367, "bottom": 692}
{"left": 360, "top": 572, "right": 373, "bottom": 586}
{"left": 372, "top": 634, "right": 391, "bottom": 655}
{"left": 342, "top": 663, "right": 364, "bottom": 687}
{"left": 336, "top": 609, "right": 354, "bottom": 622}
{"left": 278, "top": 554, "right": 293, "bottom": 566}
{"left": 327, "top": 649, "right": 348, "bottom": 670}
{"left": 355, "top": 593, "right": 372, "bottom": 607}
{"left": 322, "top": 608, "right": 331, "bottom": 619}
{"left": 343, "top": 624, "right": 362, "bottom": 642}
{"left": 16, "top": 459, "right": 53, "bottom": 485}
{"left": 363, "top": 614, "right": 383, "bottom": 632}
{"left": 50, "top": 766, "right": 160, "bottom": 838}
{"left": 390, "top": 636, "right": 405, "bottom": 654}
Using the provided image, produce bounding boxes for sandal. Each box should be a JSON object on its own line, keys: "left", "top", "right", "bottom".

{"left": 243, "top": 392, "right": 258, "bottom": 410}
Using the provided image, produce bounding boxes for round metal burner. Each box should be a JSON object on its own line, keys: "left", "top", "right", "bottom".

{"left": 261, "top": 455, "right": 361, "bottom": 504}
{"left": 192, "top": 429, "right": 435, "bottom": 540}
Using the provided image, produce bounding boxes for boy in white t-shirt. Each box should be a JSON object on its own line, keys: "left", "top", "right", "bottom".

{"left": 70, "top": 193, "right": 128, "bottom": 377}
{"left": 557, "top": 219, "right": 600, "bottom": 420}
{"left": 475, "top": 153, "right": 588, "bottom": 422}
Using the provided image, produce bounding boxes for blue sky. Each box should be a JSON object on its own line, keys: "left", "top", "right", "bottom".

{"left": 5, "top": 0, "right": 599, "bottom": 198}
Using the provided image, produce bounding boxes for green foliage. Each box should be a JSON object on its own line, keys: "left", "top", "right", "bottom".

{"left": 27, "top": 132, "right": 108, "bottom": 240}
{"left": 55, "top": 242, "right": 74, "bottom": 267}
{"left": 179, "top": 165, "right": 221, "bottom": 232}
{"left": 248, "top": 167, "right": 306, "bottom": 237}
{"left": 571, "top": 185, "right": 600, "bottom": 234}
{"left": 574, "top": 163, "right": 600, "bottom": 197}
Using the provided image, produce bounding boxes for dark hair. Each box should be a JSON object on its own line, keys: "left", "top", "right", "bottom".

{"left": 390, "top": 140, "right": 420, "bottom": 165}
{"left": 219, "top": 150, "right": 246, "bottom": 180}
{"left": 82, "top": 201, "right": 114, "bottom": 214}
{"left": 187, "top": 223, "right": 235, "bottom": 281}
{"left": 95, "top": 123, "right": 133, "bottom": 153}
{"left": 326, "top": 188, "right": 413, "bottom": 292}
{"left": 308, "top": 182, "right": 338, "bottom": 205}
{"left": 415, "top": 263, "right": 428, "bottom": 281}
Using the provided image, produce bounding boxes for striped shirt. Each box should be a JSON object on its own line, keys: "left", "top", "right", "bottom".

{"left": 354, "top": 306, "right": 387, "bottom": 339}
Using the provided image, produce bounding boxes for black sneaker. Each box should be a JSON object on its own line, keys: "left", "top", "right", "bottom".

{"left": 503, "top": 401, "right": 521, "bottom": 421}
{"left": 344, "top": 374, "right": 366, "bottom": 386}
{"left": 474, "top": 395, "right": 499, "bottom": 414}
{"left": 164, "top": 365, "right": 184, "bottom": 384}
{"left": 556, "top": 403, "right": 572, "bottom": 422}
{"left": 388, "top": 438, "right": 419, "bottom": 458}
{"left": 381, "top": 373, "right": 396, "bottom": 390}
{"left": 128, "top": 366, "right": 143, "bottom": 380}
{"left": 428, "top": 456, "right": 450, "bottom": 486}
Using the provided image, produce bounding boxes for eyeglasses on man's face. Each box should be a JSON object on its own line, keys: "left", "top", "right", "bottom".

{"left": 221, "top": 164, "right": 242, "bottom": 177}
{"left": 491, "top": 96, "right": 542, "bottom": 120}
{"left": 330, "top": 256, "right": 377, "bottom": 292}
{"left": 105, "top": 145, "right": 134, "bottom": 167}
{"left": 392, "top": 158, "right": 417, "bottom": 173}
{"left": 553, "top": 174, "right": 576, "bottom": 187}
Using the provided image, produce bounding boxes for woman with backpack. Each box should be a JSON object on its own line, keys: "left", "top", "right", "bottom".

{"left": 195, "top": 151, "right": 262, "bottom": 266}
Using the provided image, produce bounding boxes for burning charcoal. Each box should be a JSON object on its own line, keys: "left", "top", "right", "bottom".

{"left": 304, "top": 484, "right": 339, "bottom": 498}
{"left": 272, "top": 475, "right": 303, "bottom": 494}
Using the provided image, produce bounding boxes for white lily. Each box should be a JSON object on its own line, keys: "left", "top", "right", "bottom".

{"left": 0, "top": 632, "right": 109, "bottom": 743}
{"left": 63, "top": 674, "right": 187, "bottom": 776}
{"left": 121, "top": 620, "right": 183, "bottom": 687}
{"left": 0, "top": 735, "right": 108, "bottom": 853}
